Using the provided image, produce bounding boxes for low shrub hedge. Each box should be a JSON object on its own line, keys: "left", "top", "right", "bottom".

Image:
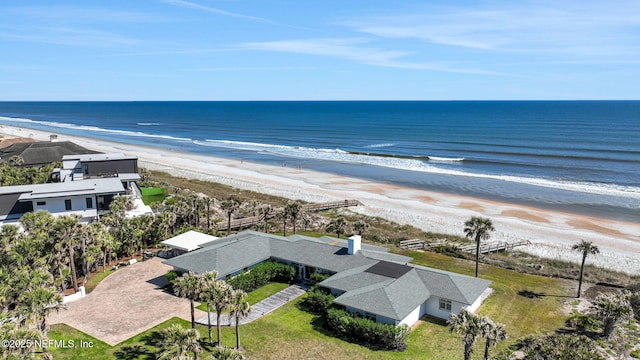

{"left": 228, "top": 261, "right": 296, "bottom": 292}
{"left": 326, "top": 308, "right": 409, "bottom": 351}
{"left": 305, "top": 288, "right": 335, "bottom": 314}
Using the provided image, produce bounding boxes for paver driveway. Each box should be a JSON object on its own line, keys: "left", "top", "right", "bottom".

{"left": 48, "top": 257, "right": 204, "bottom": 346}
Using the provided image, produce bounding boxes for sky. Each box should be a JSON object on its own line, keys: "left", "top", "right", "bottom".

{"left": 1, "top": 0, "right": 639, "bottom": 100}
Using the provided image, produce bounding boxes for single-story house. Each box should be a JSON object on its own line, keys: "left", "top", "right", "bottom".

{"left": 164, "top": 230, "right": 492, "bottom": 327}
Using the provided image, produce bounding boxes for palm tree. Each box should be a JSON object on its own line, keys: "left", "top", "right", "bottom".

{"left": 173, "top": 272, "right": 202, "bottom": 329}
{"left": 221, "top": 196, "right": 241, "bottom": 235}
{"left": 572, "top": 240, "right": 600, "bottom": 298}
{"left": 353, "top": 220, "right": 369, "bottom": 236}
{"left": 480, "top": 317, "right": 507, "bottom": 360}
{"left": 210, "top": 347, "right": 245, "bottom": 360}
{"left": 229, "top": 290, "right": 251, "bottom": 350}
{"left": 198, "top": 271, "right": 219, "bottom": 345}
{"left": 53, "top": 215, "right": 82, "bottom": 292}
{"left": 285, "top": 201, "right": 302, "bottom": 234}
{"left": 464, "top": 216, "right": 495, "bottom": 278}
{"left": 589, "top": 292, "right": 633, "bottom": 338}
{"left": 8, "top": 155, "right": 24, "bottom": 167}
{"left": 327, "top": 216, "right": 347, "bottom": 238}
{"left": 156, "top": 324, "right": 201, "bottom": 360}
{"left": 448, "top": 309, "right": 483, "bottom": 360}
{"left": 260, "top": 206, "right": 271, "bottom": 233}
{"left": 210, "top": 281, "right": 234, "bottom": 347}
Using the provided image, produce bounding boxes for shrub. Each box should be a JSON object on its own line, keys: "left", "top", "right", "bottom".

{"left": 228, "top": 261, "right": 296, "bottom": 292}
{"left": 309, "top": 272, "right": 330, "bottom": 286}
{"left": 305, "top": 288, "right": 334, "bottom": 314}
{"left": 165, "top": 270, "right": 178, "bottom": 292}
{"left": 515, "top": 333, "right": 604, "bottom": 360}
{"left": 325, "top": 308, "right": 408, "bottom": 351}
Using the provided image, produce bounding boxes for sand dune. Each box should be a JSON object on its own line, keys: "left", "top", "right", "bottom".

{"left": 2, "top": 125, "right": 639, "bottom": 274}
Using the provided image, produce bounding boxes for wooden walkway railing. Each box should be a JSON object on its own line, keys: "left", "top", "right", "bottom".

{"left": 302, "top": 200, "right": 362, "bottom": 212}
{"left": 460, "top": 240, "right": 531, "bottom": 255}
{"left": 216, "top": 199, "right": 362, "bottom": 230}
{"left": 399, "top": 239, "right": 425, "bottom": 250}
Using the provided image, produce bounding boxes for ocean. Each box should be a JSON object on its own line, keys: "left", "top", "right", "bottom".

{"left": 0, "top": 101, "right": 638, "bottom": 222}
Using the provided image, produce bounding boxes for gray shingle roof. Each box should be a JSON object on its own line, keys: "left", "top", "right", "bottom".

{"left": 164, "top": 231, "right": 409, "bottom": 276}
{"left": 0, "top": 141, "right": 98, "bottom": 166}
{"left": 163, "top": 230, "right": 491, "bottom": 322}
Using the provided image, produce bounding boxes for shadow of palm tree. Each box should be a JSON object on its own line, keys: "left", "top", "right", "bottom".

{"left": 519, "top": 289, "right": 574, "bottom": 299}
{"left": 114, "top": 344, "right": 153, "bottom": 360}
{"left": 519, "top": 289, "right": 546, "bottom": 299}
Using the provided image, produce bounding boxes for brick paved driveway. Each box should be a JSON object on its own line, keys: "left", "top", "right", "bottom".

{"left": 49, "top": 257, "right": 204, "bottom": 345}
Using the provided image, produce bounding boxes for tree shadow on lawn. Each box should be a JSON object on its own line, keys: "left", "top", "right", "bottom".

{"left": 518, "top": 289, "right": 573, "bottom": 299}
{"left": 114, "top": 344, "right": 154, "bottom": 360}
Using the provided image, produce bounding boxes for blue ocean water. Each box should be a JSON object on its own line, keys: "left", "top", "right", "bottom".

{"left": 0, "top": 101, "right": 638, "bottom": 222}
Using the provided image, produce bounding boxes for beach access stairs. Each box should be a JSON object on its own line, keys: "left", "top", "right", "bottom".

{"left": 216, "top": 199, "right": 362, "bottom": 230}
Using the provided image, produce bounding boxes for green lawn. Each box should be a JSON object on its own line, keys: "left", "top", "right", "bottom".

{"left": 196, "top": 281, "right": 290, "bottom": 312}
{"left": 140, "top": 187, "right": 166, "bottom": 205}
{"left": 49, "top": 251, "right": 571, "bottom": 359}
{"left": 84, "top": 269, "right": 115, "bottom": 294}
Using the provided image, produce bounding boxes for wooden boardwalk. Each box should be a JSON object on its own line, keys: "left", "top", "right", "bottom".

{"left": 460, "top": 240, "right": 531, "bottom": 255}
{"left": 216, "top": 200, "right": 362, "bottom": 230}
{"left": 302, "top": 199, "right": 362, "bottom": 212}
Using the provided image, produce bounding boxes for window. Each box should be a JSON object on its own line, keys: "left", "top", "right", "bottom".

{"left": 86, "top": 198, "right": 93, "bottom": 209}
{"left": 65, "top": 199, "right": 72, "bottom": 211}
{"left": 439, "top": 299, "right": 452, "bottom": 311}
{"left": 36, "top": 201, "right": 46, "bottom": 206}
{"left": 83, "top": 164, "right": 89, "bottom": 175}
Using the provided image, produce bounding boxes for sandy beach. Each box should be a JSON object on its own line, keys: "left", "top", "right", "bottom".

{"left": 2, "top": 125, "right": 639, "bottom": 275}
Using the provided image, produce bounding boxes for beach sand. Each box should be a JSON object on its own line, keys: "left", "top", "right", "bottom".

{"left": 2, "top": 125, "right": 639, "bottom": 274}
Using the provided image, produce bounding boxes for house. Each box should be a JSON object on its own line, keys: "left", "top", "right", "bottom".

{"left": 0, "top": 178, "right": 127, "bottom": 225}
{"left": 0, "top": 140, "right": 99, "bottom": 167}
{"left": 0, "top": 146, "right": 152, "bottom": 226}
{"left": 164, "top": 230, "right": 492, "bottom": 327}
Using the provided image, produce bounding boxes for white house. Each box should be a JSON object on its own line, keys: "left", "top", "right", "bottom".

{"left": 164, "top": 231, "right": 492, "bottom": 327}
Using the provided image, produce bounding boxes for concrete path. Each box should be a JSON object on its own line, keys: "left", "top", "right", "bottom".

{"left": 196, "top": 284, "right": 307, "bottom": 326}
{"left": 48, "top": 258, "right": 205, "bottom": 346}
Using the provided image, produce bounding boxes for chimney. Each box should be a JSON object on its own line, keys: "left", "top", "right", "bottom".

{"left": 348, "top": 235, "right": 361, "bottom": 255}
{"left": 49, "top": 134, "right": 58, "bottom": 142}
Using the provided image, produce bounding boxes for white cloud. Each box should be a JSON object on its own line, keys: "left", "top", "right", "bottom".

{"left": 240, "top": 38, "right": 502, "bottom": 75}
{"left": 0, "top": 25, "right": 140, "bottom": 47}
{"left": 161, "top": 0, "right": 274, "bottom": 24}
{"left": 344, "top": 1, "right": 640, "bottom": 58}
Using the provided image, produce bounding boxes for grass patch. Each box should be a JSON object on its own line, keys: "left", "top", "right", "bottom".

{"left": 84, "top": 269, "right": 115, "bottom": 294}
{"left": 397, "top": 250, "right": 571, "bottom": 339}
{"left": 196, "top": 281, "right": 290, "bottom": 311}
{"left": 140, "top": 187, "right": 166, "bottom": 205}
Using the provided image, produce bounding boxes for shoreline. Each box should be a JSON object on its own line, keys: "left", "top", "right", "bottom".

{"left": 1, "top": 125, "right": 639, "bottom": 274}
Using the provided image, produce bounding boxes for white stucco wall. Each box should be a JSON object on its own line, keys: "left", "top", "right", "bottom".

{"left": 465, "top": 287, "right": 494, "bottom": 314}
{"left": 424, "top": 297, "right": 465, "bottom": 320}
{"left": 398, "top": 305, "right": 422, "bottom": 326}
{"left": 32, "top": 196, "right": 98, "bottom": 221}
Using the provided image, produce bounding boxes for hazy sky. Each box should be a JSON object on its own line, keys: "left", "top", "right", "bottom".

{"left": 1, "top": 0, "right": 639, "bottom": 100}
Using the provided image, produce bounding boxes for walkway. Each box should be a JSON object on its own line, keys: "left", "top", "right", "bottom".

{"left": 196, "top": 284, "right": 307, "bottom": 326}
{"left": 48, "top": 258, "right": 204, "bottom": 346}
